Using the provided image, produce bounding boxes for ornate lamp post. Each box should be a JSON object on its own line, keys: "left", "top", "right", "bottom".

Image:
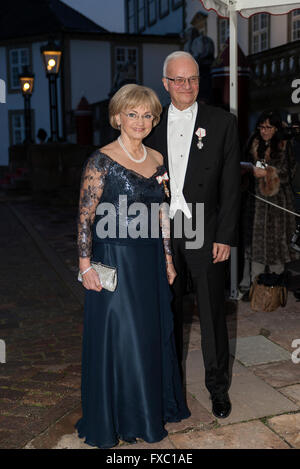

{"left": 40, "top": 40, "right": 62, "bottom": 142}
{"left": 19, "top": 69, "right": 35, "bottom": 143}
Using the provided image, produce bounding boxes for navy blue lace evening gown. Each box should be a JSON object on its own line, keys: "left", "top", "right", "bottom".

{"left": 75, "top": 150, "right": 190, "bottom": 448}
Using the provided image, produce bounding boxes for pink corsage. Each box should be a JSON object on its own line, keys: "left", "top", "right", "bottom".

{"left": 195, "top": 127, "right": 206, "bottom": 149}
{"left": 156, "top": 171, "right": 170, "bottom": 198}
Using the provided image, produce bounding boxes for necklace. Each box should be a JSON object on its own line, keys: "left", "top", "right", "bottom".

{"left": 118, "top": 136, "right": 147, "bottom": 164}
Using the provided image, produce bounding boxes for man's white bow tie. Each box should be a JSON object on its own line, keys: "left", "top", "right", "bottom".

{"left": 169, "top": 109, "right": 193, "bottom": 121}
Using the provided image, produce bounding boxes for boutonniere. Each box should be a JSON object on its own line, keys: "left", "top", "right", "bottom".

{"left": 195, "top": 127, "right": 206, "bottom": 150}
{"left": 156, "top": 171, "right": 170, "bottom": 198}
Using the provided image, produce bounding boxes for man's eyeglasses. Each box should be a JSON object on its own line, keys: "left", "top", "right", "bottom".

{"left": 121, "top": 112, "right": 154, "bottom": 120}
{"left": 164, "top": 76, "right": 200, "bottom": 86}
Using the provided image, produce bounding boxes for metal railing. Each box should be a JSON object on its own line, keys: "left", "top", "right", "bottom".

{"left": 248, "top": 39, "right": 300, "bottom": 89}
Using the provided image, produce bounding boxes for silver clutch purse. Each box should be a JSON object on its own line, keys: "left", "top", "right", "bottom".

{"left": 78, "top": 261, "right": 117, "bottom": 292}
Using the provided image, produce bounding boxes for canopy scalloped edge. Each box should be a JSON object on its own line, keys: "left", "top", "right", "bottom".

{"left": 199, "top": 0, "right": 300, "bottom": 19}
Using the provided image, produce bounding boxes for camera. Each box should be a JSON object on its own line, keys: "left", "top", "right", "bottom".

{"left": 255, "top": 160, "right": 268, "bottom": 169}
{"left": 291, "top": 222, "right": 300, "bottom": 253}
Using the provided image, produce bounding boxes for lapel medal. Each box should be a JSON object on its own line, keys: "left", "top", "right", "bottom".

{"left": 156, "top": 172, "right": 170, "bottom": 198}
{"left": 195, "top": 127, "right": 206, "bottom": 150}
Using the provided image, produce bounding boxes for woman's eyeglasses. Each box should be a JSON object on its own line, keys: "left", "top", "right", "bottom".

{"left": 258, "top": 125, "right": 275, "bottom": 131}
{"left": 121, "top": 112, "right": 154, "bottom": 121}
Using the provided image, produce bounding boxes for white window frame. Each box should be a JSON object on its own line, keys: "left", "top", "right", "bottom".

{"left": 292, "top": 9, "right": 300, "bottom": 41}
{"left": 251, "top": 13, "right": 270, "bottom": 54}
{"left": 9, "top": 48, "right": 30, "bottom": 90}
{"left": 115, "top": 46, "right": 139, "bottom": 82}
{"left": 12, "top": 114, "right": 25, "bottom": 145}
{"left": 9, "top": 111, "right": 25, "bottom": 145}
{"left": 9, "top": 109, "right": 35, "bottom": 145}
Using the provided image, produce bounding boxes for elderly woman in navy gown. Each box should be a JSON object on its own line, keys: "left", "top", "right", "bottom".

{"left": 76, "top": 84, "right": 190, "bottom": 448}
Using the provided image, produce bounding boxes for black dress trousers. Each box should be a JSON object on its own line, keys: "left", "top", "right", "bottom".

{"left": 172, "top": 239, "right": 230, "bottom": 398}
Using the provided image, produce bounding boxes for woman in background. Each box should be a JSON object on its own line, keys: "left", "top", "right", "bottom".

{"left": 242, "top": 110, "right": 298, "bottom": 286}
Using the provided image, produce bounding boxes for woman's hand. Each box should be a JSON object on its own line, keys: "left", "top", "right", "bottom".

{"left": 166, "top": 261, "right": 177, "bottom": 285}
{"left": 253, "top": 167, "right": 267, "bottom": 178}
{"left": 82, "top": 268, "right": 102, "bottom": 292}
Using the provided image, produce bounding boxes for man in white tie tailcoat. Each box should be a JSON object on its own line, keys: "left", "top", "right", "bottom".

{"left": 146, "top": 51, "right": 241, "bottom": 419}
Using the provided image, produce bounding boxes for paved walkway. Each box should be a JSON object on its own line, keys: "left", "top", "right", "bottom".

{"left": 0, "top": 197, "right": 300, "bottom": 449}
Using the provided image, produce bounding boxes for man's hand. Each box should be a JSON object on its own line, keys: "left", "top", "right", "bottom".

{"left": 212, "top": 243, "right": 231, "bottom": 263}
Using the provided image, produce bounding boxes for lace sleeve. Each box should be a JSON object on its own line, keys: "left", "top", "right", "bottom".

{"left": 77, "top": 151, "right": 110, "bottom": 258}
{"left": 159, "top": 202, "right": 172, "bottom": 257}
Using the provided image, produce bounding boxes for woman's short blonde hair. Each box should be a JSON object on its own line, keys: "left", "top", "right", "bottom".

{"left": 109, "top": 84, "right": 162, "bottom": 129}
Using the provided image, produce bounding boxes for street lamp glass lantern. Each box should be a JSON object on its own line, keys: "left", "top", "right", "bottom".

{"left": 40, "top": 41, "right": 62, "bottom": 75}
{"left": 19, "top": 72, "right": 35, "bottom": 96}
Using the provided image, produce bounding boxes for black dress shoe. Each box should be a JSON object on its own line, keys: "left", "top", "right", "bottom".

{"left": 211, "top": 393, "right": 232, "bottom": 419}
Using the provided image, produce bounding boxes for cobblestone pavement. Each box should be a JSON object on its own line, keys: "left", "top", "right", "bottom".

{"left": 0, "top": 200, "right": 83, "bottom": 449}
{"left": 1, "top": 196, "right": 300, "bottom": 450}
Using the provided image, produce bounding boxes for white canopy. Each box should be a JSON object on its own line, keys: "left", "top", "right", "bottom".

{"left": 200, "top": 0, "right": 300, "bottom": 115}
{"left": 200, "top": 1, "right": 300, "bottom": 299}
{"left": 201, "top": 0, "right": 300, "bottom": 19}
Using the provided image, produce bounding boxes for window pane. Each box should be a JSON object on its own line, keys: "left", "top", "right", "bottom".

{"left": 13, "top": 115, "right": 21, "bottom": 127}
{"left": 253, "top": 35, "right": 259, "bottom": 53}
{"left": 128, "top": 0, "right": 134, "bottom": 15}
{"left": 293, "top": 20, "right": 300, "bottom": 40}
{"left": 253, "top": 16, "right": 259, "bottom": 32}
{"left": 15, "top": 130, "right": 22, "bottom": 144}
{"left": 251, "top": 14, "right": 269, "bottom": 53}
{"left": 260, "top": 14, "right": 268, "bottom": 29}
{"left": 12, "top": 113, "right": 25, "bottom": 144}
{"left": 138, "top": 11, "right": 145, "bottom": 29}
{"left": 128, "top": 49, "right": 137, "bottom": 61}
{"left": 160, "top": 0, "right": 169, "bottom": 15}
{"left": 293, "top": 20, "right": 300, "bottom": 31}
{"left": 127, "top": 0, "right": 136, "bottom": 32}
{"left": 148, "top": 0, "right": 156, "bottom": 23}
{"left": 138, "top": 0, "right": 145, "bottom": 29}
{"left": 11, "top": 50, "right": 18, "bottom": 65}
{"left": 115, "top": 46, "right": 138, "bottom": 82}
{"left": 20, "top": 49, "right": 29, "bottom": 65}
{"left": 10, "top": 48, "right": 30, "bottom": 89}
{"left": 12, "top": 67, "right": 20, "bottom": 88}
{"left": 128, "top": 17, "right": 135, "bottom": 32}
{"left": 116, "top": 48, "right": 125, "bottom": 62}
{"left": 261, "top": 32, "right": 267, "bottom": 50}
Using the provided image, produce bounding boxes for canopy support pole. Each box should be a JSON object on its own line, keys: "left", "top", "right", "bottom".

{"left": 229, "top": 5, "right": 239, "bottom": 300}
{"left": 229, "top": 5, "right": 238, "bottom": 116}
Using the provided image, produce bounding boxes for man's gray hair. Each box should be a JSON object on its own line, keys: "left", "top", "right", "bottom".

{"left": 163, "top": 51, "right": 199, "bottom": 77}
